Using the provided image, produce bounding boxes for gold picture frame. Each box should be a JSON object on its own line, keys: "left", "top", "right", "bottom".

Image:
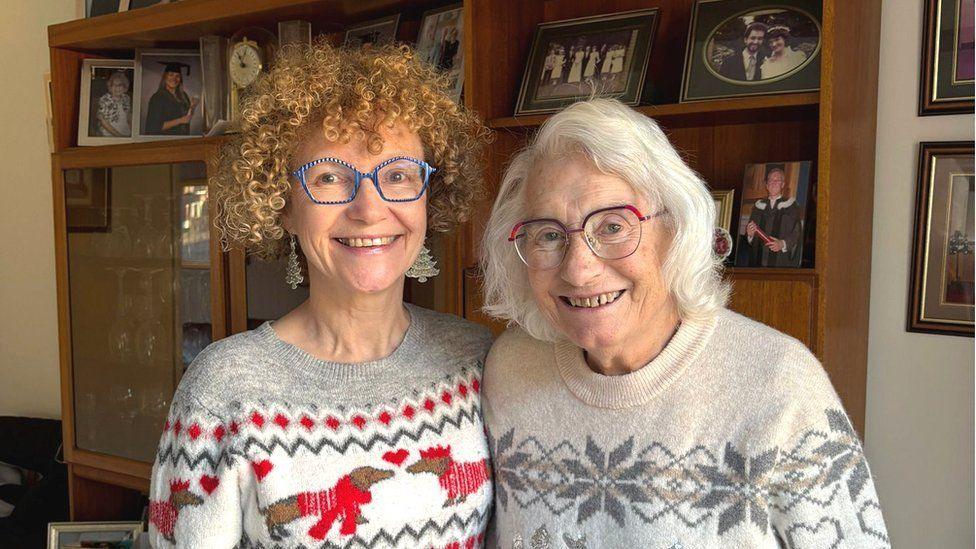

{"left": 47, "top": 521, "right": 142, "bottom": 549}
{"left": 711, "top": 188, "right": 735, "bottom": 232}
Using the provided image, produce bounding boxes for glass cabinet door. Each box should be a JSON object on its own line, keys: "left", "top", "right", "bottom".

{"left": 64, "top": 161, "right": 214, "bottom": 462}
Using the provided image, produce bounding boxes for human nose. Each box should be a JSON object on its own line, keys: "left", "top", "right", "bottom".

{"left": 343, "top": 174, "right": 388, "bottom": 224}
{"left": 558, "top": 230, "right": 604, "bottom": 287}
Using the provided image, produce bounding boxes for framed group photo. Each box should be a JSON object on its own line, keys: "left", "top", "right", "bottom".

{"left": 515, "top": 9, "right": 659, "bottom": 116}
{"left": 78, "top": 59, "right": 134, "bottom": 146}
{"left": 133, "top": 49, "right": 204, "bottom": 140}
{"left": 734, "top": 161, "right": 812, "bottom": 268}
{"left": 416, "top": 4, "right": 464, "bottom": 102}
{"left": 908, "top": 141, "right": 975, "bottom": 336}
{"left": 919, "top": 0, "right": 975, "bottom": 115}
{"left": 682, "top": 0, "right": 822, "bottom": 102}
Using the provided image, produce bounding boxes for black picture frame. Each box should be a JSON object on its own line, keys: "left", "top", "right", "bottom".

{"left": 907, "top": 141, "right": 975, "bottom": 336}
{"left": 919, "top": 0, "right": 975, "bottom": 115}
{"left": 681, "top": 0, "right": 822, "bottom": 102}
{"left": 514, "top": 9, "right": 659, "bottom": 116}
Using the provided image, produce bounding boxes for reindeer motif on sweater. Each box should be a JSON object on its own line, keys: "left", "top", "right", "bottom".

{"left": 261, "top": 466, "right": 394, "bottom": 541}
{"left": 407, "top": 445, "right": 491, "bottom": 506}
{"left": 149, "top": 479, "right": 205, "bottom": 542}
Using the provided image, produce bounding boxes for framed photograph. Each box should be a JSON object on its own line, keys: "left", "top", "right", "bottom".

{"left": 133, "top": 49, "right": 204, "bottom": 140}
{"left": 681, "top": 0, "right": 822, "bottom": 102}
{"left": 47, "top": 521, "right": 142, "bottom": 549}
{"left": 908, "top": 141, "right": 974, "bottom": 336}
{"left": 78, "top": 60, "right": 134, "bottom": 146}
{"left": 919, "top": 0, "right": 974, "bottom": 115}
{"left": 514, "top": 9, "right": 659, "bottom": 116}
{"left": 278, "top": 20, "right": 312, "bottom": 47}
{"left": 64, "top": 168, "right": 111, "bottom": 232}
{"left": 734, "top": 161, "right": 812, "bottom": 268}
{"left": 711, "top": 188, "right": 735, "bottom": 232}
{"left": 86, "top": 0, "right": 123, "bottom": 17}
{"left": 344, "top": 14, "right": 401, "bottom": 47}
{"left": 416, "top": 3, "right": 464, "bottom": 102}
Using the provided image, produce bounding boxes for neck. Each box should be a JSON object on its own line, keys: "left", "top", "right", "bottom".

{"left": 582, "top": 302, "right": 681, "bottom": 376}
{"left": 769, "top": 194, "right": 782, "bottom": 201}
{"left": 276, "top": 271, "right": 410, "bottom": 363}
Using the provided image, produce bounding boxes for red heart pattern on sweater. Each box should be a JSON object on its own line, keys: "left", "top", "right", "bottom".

{"left": 199, "top": 475, "right": 219, "bottom": 494}
{"left": 382, "top": 449, "right": 409, "bottom": 466}
{"left": 252, "top": 459, "right": 273, "bottom": 481}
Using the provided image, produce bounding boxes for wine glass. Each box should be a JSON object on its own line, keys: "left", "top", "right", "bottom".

{"left": 107, "top": 266, "right": 135, "bottom": 363}
{"left": 135, "top": 268, "right": 166, "bottom": 367}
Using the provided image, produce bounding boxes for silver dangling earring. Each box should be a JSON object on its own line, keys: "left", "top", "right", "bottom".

{"left": 406, "top": 244, "right": 439, "bottom": 283}
{"left": 285, "top": 234, "right": 304, "bottom": 290}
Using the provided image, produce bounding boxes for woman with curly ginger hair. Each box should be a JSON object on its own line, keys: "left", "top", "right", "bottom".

{"left": 148, "top": 40, "right": 494, "bottom": 548}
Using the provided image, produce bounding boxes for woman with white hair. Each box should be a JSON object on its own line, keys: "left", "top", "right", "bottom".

{"left": 480, "top": 98, "right": 889, "bottom": 547}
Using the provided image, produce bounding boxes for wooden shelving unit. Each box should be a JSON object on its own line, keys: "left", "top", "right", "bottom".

{"left": 48, "top": 0, "right": 882, "bottom": 522}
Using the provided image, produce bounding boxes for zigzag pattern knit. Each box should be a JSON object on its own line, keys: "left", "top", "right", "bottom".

{"left": 148, "top": 305, "right": 493, "bottom": 548}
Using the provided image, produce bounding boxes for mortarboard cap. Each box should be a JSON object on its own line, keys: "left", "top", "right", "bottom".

{"left": 158, "top": 61, "right": 191, "bottom": 76}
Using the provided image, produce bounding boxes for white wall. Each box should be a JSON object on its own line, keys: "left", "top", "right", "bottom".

{"left": 0, "top": 0, "right": 77, "bottom": 418}
{"left": 866, "top": 0, "right": 975, "bottom": 547}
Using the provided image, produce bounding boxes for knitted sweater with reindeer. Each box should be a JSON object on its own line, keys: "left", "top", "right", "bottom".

{"left": 148, "top": 304, "right": 493, "bottom": 548}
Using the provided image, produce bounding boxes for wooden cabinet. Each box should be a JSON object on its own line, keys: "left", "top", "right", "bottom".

{"left": 47, "top": 0, "right": 880, "bottom": 521}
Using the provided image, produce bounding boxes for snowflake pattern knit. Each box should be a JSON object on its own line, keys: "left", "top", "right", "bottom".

{"left": 148, "top": 305, "right": 493, "bottom": 548}
{"left": 482, "top": 309, "right": 890, "bottom": 548}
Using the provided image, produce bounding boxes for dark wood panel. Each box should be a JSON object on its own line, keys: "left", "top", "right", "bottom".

{"left": 462, "top": 267, "right": 507, "bottom": 337}
{"left": 69, "top": 465, "right": 145, "bottom": 521}
{"left": 728, "top": 277, "right": 817, "bottom": 348}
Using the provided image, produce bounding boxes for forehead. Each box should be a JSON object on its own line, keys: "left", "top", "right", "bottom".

{"left": 523, "top": 155, "right": 642, "bottom": 218}
{"left": 294, "top": 122, "right": 424, "bottom": 167}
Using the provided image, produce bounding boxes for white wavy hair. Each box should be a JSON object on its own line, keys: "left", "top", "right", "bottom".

{"left": 480, "top": 98, "right": 729, "bottom": 342}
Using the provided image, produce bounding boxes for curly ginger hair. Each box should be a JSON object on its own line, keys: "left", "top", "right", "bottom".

{"left": 211, "top": 39, "right": 491, "bottom": 261}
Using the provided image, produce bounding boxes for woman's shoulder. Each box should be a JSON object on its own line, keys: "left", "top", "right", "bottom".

{"left": 407, "top": 304, "right": 493, "bottom": 368}
{"left": 173, "top": 327, "right": 273, "bottom": 413}
{"left": 709, "top": 309, "right": 842, "bottom": 429}
{"left": 485, "top": 326, "right": 551, "bottom": 373}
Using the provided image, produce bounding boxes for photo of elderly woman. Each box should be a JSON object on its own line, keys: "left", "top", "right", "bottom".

{"left": 480, "top": 99, "right": 887, "bottom": 546}
{"left": 706, "top": 7, "right": 820, "bottom": 83}
{"left": 87, "top": 68, "right": 133, "bottom": 138}
{"left": 135, "top": 51, "right": 203, "bottom": 138}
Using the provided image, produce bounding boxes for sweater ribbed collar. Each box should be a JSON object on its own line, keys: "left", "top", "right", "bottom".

{"left": 552, "top": 314, "right": 717, "bottom": 409}
{"left": 253, "top": 304, "right": 420, "bottom": 385}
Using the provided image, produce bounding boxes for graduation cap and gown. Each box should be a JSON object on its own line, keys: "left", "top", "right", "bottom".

{"left": 144, "top": 62, "right": 193, "bottom": 135}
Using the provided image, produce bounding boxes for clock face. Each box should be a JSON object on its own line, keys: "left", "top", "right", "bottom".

{"left": 230, "top": 42, "right": 263, "bottom": 88}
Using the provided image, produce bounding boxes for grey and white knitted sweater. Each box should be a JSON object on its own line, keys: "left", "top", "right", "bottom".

{"left": 482, "top": 308, "right": 889, "bottom": 548}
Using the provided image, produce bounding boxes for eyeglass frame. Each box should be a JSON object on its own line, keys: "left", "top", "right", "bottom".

{"left": 290, "top": 155, "right": 437, "bottom": 205}
{"left": 507, "top": 204, "right": 665, "bottom": 269}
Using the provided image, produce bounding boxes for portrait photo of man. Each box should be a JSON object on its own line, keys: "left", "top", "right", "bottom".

{"left": 735, "top": 162, "right": 811, "bottom": 268}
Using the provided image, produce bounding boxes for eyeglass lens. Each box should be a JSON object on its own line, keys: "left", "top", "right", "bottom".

{"left": 301, "top": 158, "right": 428, "bottom": 203}
{"left": 513, "top": 207, "right": 643, "bottom": 269}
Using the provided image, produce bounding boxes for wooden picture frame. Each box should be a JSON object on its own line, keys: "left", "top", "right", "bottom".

{"left": 908, "top": 141, "right": 975, "bottom": 336}
{"left": 711, "top": 188, "right": 735, "bottom": 232}
{"left": 681, "top": 0, "right": 822, "bottom": 102}
{"left": 919, "top": 0, "right": 975, "bottom": 115}
{"left": 514, "top": 9, "right": 659, "bottom": 116}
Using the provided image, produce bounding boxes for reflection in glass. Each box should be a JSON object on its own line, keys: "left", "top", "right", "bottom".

{"left": 66, "top": 162, "right": 210, "bottom": 462}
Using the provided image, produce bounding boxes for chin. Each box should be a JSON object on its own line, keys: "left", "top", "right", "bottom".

{"left": 340, "top": 266, "right": 406, "bottom": 294}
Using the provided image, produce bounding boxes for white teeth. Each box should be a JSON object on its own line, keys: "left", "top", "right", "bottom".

{"left": 567, "top": 291, "right": 622, "bottom": 308}
{"left": 338, "top": 236, "right": 397, "bottom": 248}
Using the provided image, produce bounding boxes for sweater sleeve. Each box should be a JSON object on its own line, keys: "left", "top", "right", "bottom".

{"left": 767, "top": 406, "right": 890, "bottom": 548}
{"left": 148, "top": 394, "right": 243, "bottom": 548}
